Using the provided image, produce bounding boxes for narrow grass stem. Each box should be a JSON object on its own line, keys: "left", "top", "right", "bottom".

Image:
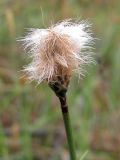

{"left": 49, "top": 80, "right": 76, "bottom": 160}
{"left": 59, "top": 97, "right": 77, "bottom": 160}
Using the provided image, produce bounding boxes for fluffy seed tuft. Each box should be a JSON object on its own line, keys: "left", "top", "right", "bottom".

{"left": 19, "top": 19, "right": 94, "bottom": 84}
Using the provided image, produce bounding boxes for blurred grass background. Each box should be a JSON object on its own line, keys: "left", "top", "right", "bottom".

{"left": 0, "top": 0, "right": 120, "bottom": 160}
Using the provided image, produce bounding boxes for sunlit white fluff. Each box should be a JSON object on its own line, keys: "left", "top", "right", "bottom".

{"left": 19, "top": 20, "right": 94, "bottom": 83}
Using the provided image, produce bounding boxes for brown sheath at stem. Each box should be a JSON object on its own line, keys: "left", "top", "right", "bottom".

{"left": 49, "top": 75, "right": 77, "bottom": 160}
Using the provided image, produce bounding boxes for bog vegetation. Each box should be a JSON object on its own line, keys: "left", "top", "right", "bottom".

{"left": 0, "top": 1, "right": 120, "bottom": 160}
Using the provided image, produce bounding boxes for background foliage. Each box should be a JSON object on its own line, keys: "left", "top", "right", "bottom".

{"left": 0, "top": 0, "right": 120, "bottom": 160}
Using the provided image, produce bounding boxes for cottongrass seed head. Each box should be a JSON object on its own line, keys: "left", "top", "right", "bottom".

{"left": 19, "top": 19, "right": 94, "bottom": 84}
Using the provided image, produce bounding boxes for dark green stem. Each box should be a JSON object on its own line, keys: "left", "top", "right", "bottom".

{"left": 49, "top": 80, "right": 77, "bottom": 160}
{"left": 59, "top": 97, "right": 77, "bottom": 160}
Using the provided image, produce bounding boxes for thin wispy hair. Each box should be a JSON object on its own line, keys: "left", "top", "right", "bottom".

{"left": 19, "top": 19, "right": 94, "bottom": 83}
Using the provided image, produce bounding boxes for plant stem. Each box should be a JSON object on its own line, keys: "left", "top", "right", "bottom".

{"left": 59, "top": 97, "right": 77, "bottom": 160}
{"left": 49, "top": 80, "right": 76, "bottom": 160}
